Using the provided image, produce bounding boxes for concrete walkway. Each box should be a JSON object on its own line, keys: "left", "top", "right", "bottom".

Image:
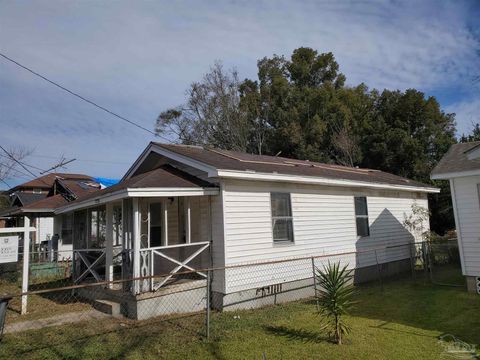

{"left": 4, "top": 310, "right": 109, "bottom": 334}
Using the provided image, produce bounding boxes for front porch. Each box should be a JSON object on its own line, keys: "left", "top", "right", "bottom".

{"left": 56, "top": 166, "right": 219, "bottom": 313}
{"left": 70, "top": 195, "right": 215, "bottom": 294}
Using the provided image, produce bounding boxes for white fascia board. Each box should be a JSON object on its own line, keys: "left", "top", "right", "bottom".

{"left": 121, "top": 144, "right": 154, "bottom": 181}
{"left": 126, "top": 188, "right": 219, "bottom": 197}
{"left": 216, "top": 170, "right": 440, "bottom": 193}
{"left": 55, "top": 189, "right": 128, "bottom": 214}
{"left": 122, "top": 143, "right": 218, "bottom": 180}
{"left": 431, "top": 169, "right": 480, "bottom": 180}
{"left": 55, "top": 187, "right": 219, "bottom": 214}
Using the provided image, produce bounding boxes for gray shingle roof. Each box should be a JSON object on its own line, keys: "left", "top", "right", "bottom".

{"left": 431, "top": 141, "right": 480, "bottom": 178}
{"left": 155, "top": 143, "right": 434, "bottom": 190}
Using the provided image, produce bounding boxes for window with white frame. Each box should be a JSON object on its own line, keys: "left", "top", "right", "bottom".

{"left": 354, "top": 196, "right": 369, "bottom": 237}
{"left": 270, "top": 192, "right": 294, "bottom": 243}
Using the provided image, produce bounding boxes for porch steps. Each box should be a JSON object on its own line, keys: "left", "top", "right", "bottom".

{"left": 93, "top": 299, "right": 123, "bottom": 318}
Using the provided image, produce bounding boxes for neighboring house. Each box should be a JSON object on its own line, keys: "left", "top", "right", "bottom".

{"left": 56, "top": 142, "right": 438, "bottom": 318}
{"left": 431, "top": 141, "right": 480, "bottom": 293}
{"left": 0, "top": 173, "right": 102, "bottom": 257}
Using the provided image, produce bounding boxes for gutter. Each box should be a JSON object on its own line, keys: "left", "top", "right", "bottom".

{"left": 215, "top": 170, "right": 440, "bottom": 193}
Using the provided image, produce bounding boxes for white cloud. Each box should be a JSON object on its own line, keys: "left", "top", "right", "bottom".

{"left": 446, "top": 98, "right": 480, "bottom": 135}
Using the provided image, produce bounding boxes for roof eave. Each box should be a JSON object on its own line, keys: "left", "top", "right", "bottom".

{"left": 216, "top": 170, "right": 439, "bottom": 193}
{"left": 55, "top": 187, "right": 220, "bottom": 214}
{"left": 431, "top": 168, "right": 480, "bottom": 180}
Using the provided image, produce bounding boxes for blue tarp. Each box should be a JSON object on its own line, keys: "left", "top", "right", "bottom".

{"left": 94, "top": 177, "right": 120, "bottom": 188}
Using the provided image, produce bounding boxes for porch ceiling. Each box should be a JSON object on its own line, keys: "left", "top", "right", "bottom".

{"left": 55, "top": 165, "right": 218, "bottom": 214}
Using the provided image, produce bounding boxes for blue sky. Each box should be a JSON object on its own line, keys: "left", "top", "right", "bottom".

{"left": 0, "top": 0, "right": 479, "bottom": 189}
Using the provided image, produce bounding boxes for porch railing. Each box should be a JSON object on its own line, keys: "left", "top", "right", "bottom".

{"left": 139, "top": 241, "right": 210, "bottom": 292}
{"left": 73, "top": 246, "right": 122, "bottom": 284}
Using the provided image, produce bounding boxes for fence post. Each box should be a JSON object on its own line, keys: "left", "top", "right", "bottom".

{"left": 21, "top": 216, "right": 31, "bottom": 315}
{"left": 409, "top": 243, "right": 416, "bottom": 280}
{"left": 374, "top": 250, "right": 383, "bottom": 291}
{"left": 206, "top": 269, "right": 211, "bottom": 340}
{"left": 311, "top": 257, "right": 319, "bottom": 310}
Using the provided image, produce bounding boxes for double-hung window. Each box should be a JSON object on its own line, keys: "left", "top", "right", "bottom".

{"left": 271, "top": 192, "right": 294, "bottom": 243}
{"left": 354, "top": 196, "right": 369, "bottom": 237}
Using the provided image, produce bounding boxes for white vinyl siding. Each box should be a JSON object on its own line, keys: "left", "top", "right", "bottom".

{"left": 221, "top": 179, "right": 429, "bottom": 293}
{"left": 451, "top": 176, "right": 480, "bottom": 276}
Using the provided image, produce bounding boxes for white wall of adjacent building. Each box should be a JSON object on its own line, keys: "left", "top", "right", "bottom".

{"left": 450, "top": 175, "right": 480, "bottom": 277}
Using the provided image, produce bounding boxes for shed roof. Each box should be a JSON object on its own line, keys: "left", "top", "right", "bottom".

{"left": 154, "top": 143, "right": 434, "bottom": 190}
{"left": 431, "top": 141, "right": 480, "bottom": 179}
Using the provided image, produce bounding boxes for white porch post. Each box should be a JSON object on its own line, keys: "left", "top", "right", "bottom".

{"left": 186, "top": 197, "right": 191, "bottom": 244}
{"left": 132, "top": 198, "right": 140, "bottom": 294}
{"left": 163, "top": 199, "right": 168, "bottom": 246}
{"left": 105, "top": 203, "right": 114, "bottom": 288}
{"left": 21, "top": 215, "right": 30, "bottom": 315}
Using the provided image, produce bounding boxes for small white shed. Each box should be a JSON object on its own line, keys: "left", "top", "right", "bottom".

{"left": 432, "top": 141, "right": 480, "bottom": 293}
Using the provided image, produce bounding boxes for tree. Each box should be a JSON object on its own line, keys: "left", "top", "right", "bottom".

{"left": 460, "top": 123, "right": 480, "bottom": 142}
{"left": 155, "top": 47, "right": 458, "bottom": 234}
{"left": 156, "top": 62, "right": 253, "bottom": 152}
{"left": 315, "top": 262, "right": 355, "bottom": 345}
{"left": 0, "top": 146, "right": 32, "bottom": 186}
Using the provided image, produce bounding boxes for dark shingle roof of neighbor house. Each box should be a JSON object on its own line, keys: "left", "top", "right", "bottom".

{"left": 9, "top": 173, "right": 94, "bottom": 192}
{"left": 15, "top": 192, "right": 47, "bottom": 206}
{"left": 431, "top": 141, "right": 480, "bottom": 177}
{"left": 154, "top": 143, "right": 434, "bottom": 189}
{"left": 58, "top": 165, "right": 216, "bottom": 208}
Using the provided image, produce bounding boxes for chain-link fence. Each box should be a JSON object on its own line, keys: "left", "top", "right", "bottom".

{"left": 0, "top": 240, "right": 463, "bottom": 357}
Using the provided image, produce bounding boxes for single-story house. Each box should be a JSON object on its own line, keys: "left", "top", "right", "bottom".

{"left": 431, "top": 141, "right": 480, "bottom": 293}
{"left": 0, "top": 173, "right": 101, "bottom": 257}
{"left": 55, "top": 142, "right": 438, "bottom": 319}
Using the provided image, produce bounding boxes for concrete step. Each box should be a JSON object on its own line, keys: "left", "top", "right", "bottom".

{"left": 93, "top": 299, "right": 123, "bottom": 318}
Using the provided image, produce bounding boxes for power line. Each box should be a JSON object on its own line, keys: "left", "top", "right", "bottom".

{"left": 0, "top": 153, "right": 47, "bottom": 173}
{"left": 0, "top": 52, "right": 171, "bottom": 142}
{"left": 0, "top": 145, "right": 39, "bottom": 179}
{"left": 29, "top": 154, "right": 130, "bottom": 165}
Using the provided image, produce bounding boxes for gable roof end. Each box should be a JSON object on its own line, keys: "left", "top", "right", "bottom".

{"left": 431, "top": 141, "right": 480, "bottom": 179}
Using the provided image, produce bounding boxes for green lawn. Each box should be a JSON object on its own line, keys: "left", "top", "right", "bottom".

{"left": 2, "top": 276, "right": 479, "bottom": 359}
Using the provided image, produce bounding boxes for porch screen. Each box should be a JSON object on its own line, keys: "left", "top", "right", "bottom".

{"left": 61, "top": 214, "right": 73, "bottom": 245}
{"left": 149, "top": 202, "right": 163, "bottom": 247}
{"left": 270, "top": 192, "right": 294, "bottom": 243}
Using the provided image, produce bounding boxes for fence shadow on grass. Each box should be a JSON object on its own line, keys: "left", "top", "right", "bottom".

{"left": 263, "top": 325, "right": 330, "bottom": 344}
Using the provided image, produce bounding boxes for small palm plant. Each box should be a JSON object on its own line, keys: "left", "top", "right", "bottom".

{"left": 315, "top": 261, "right": 355, "bottom": 345}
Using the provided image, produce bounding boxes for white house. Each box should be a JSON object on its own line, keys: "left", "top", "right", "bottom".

{"left": 431, "top": 141, "right": 480, "bottom": 293}
{"left": 56, "top": 142, "right": 438, "bottom": 318}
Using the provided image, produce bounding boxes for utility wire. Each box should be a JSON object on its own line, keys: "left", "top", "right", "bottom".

{"left": 0, "top": 144, "right": 39, "bottom": 179}
{"left": 0, "top": 52, "right": 171, "bottom": 142}
{"left": 0, "top": 153, "right": 47, "bottom": 173}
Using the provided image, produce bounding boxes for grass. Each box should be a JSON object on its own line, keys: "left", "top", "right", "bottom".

{"left": 1, "top": 272, "right": 479, "bottom": 360}
{"left": 1, "top": 276, "right": 92, "bottom": 324}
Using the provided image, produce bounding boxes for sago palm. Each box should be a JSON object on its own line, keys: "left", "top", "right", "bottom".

{"left": 315, "top": 261, "right": 355, "bottom": 345}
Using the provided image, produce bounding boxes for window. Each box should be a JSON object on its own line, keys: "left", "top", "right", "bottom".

{"left": 270, "top": 193, "right": 294, "bottom": 243}
{"left": 354, "top": 196, "right": 369, "bottom": 237}
{"left": 61, "top": 214, "right": 73, "bottom": 245}
{"left": 32, "top": 188, "right": 42, "bottom": 194}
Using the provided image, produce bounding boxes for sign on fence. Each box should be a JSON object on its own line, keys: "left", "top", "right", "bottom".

{"left": 0, "top": 236, "right": 19, "bottom": 263}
